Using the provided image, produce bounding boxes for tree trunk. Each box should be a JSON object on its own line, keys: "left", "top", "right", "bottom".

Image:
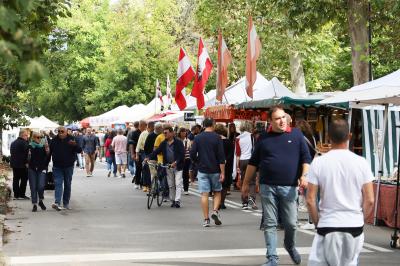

{"left": 289, "top": 50, "right": 307, "bottom": 96}
{"left": 347, "top": 0, "right": 370, "bottom": 86}
{"left": 287, "top": 30, "right": 307, "bottom": 96}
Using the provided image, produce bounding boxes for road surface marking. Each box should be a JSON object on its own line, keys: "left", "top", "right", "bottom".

{"left": 188, "top": 188, "right": 393, "bottom": 254}
{"left": 9, "top": 247, "right": 374, "bottom": 264}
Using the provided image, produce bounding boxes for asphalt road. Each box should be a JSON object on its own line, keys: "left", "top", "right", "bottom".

{"left": 2, "top": 162, "right": 399, "bottom": 265}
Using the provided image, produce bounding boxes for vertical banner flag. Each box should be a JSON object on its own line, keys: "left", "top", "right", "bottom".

{"left": 216, "top": 31, "right": 232, "bottom": 102}
{"left": 191, "top": 38, "right": 213, "bottom": 110}
{"left": 245, "top": 16, "right": 261, "bottom": 98}
{"left": 156, "top": 79, "right": 164, "bottom": 111}
{"left": 166, "top": 75, "right": 172, "bottom": 110}
{"left": 175, "top": 48, "right": 195, "bottom": 111}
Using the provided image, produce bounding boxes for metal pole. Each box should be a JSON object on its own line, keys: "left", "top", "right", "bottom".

{"left": 347, "top": 107, "right": 353, "bottom": 150}
{"left": 373, "top": 103, "right": 389, "bottom": 225}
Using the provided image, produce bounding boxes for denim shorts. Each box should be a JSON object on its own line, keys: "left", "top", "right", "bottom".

{"left": 197, "top": 171, "right": 222, "bottom": 193}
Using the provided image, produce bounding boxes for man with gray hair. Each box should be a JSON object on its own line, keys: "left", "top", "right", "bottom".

{"left": 111, "top": 129, "right": 128, "bottom": 178}
{"left": 50, "top": 126, "right": 82, "bottom": 210}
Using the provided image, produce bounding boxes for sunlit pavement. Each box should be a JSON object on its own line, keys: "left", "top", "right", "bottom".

{"left": 2, "top": 161, "right": 399, "bottom": 265}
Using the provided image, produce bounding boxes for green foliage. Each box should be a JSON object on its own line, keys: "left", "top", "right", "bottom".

{"left": 0, "top": 0, "right": 70, "bottom": 129}
{"left": 195, "top": 0, "right": 352, "bottom": 92}
{"left": 27, "top": 0, "right": 189, "bottom": 122}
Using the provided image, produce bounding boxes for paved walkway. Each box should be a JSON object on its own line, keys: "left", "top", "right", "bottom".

{"left": 2, "top": 161, "right": 399, "bottom": 265}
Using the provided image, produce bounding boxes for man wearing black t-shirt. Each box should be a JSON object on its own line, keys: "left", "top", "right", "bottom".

{"left": 129, "top": 121, "right": 145, "bottom": 188}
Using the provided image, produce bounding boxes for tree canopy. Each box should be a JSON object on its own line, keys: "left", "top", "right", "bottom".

{"left": 1, "top": 0, "right": 400, "bottom": 125}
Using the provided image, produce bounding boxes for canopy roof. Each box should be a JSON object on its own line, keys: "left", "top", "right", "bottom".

{"left": 318, "top": 69, "right": 400, "bottom": 106}
{"left": 221, "top": 74, "right": 296, "bottom": 105}
{"left": 236, "top": 96, "right": 324, "bottom": 109}
{"left": 26, "top": 115, "right": 59, "bottom": 130}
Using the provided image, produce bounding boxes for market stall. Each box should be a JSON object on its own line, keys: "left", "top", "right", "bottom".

{"left": 318, "top": 68, "right": 400, "bottom": 227}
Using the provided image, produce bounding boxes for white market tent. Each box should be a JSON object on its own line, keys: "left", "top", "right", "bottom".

{"left": 2, "top": 115, "right": 59, "bottom": 156}
{"left": 220, "top": 72, "right": 296, "bottom": 105}
{"left": 113, "top": 104, "right": 146, "bottom": 124}
{"left": 185, "top": 90, "right": 217, "bottom": 111}
{"left": 89, "top": 105, "right": 131, "bottom": 126}
{"left": 317, "top": 69, "right": 400, "bottom": 225}
{"left": 26, "top": 115, "right": 59, "bottom": 131}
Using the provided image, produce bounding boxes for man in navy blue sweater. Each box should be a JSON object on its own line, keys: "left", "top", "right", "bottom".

{"left": 50, "top": 127, "right": 82, "bottom": 211}
{"left": 190, "top": 118, "right": 225, "bottom": 227}
{"left": 242, "top": 106, "right": 311, "bottom": 266}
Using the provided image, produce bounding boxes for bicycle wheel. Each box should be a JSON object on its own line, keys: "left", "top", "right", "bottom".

{"left": 147, "top": 177, "right": 157, "bottom": 209}
{"left": 157, "top": 177, "right": 165, "bottom": 206}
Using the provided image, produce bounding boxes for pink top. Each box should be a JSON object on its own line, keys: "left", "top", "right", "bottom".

{"left": 111, "top": 135, "right": 127, "bottom": 155}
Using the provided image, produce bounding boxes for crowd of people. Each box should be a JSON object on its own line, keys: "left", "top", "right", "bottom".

{"left": 9, "top": 105, "right": 375, "bottom": 266}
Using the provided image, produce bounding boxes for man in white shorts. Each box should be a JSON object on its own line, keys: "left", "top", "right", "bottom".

{"left": 111, "top": 129, "right": 128, "bottom": 178}
{"left": 306, "top": 119, "right": 374, "bottom": 266}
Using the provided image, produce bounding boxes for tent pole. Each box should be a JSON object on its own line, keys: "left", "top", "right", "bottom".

{"left": 347, "top": 107, "right": 353, "bottom": 149}
{"left": 373, "top": 103, "right": 389, "bottom": 225}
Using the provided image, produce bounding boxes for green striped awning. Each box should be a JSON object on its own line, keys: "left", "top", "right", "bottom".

{"left": 362, "top": 108, "right": 400, "bottom": 177}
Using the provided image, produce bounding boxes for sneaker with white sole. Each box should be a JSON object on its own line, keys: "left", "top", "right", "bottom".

{"left": 52, "top": 203, "right": 62, "bottom": 211}
{"left": 211, "top": 210, "right": 222, "bottom": 225}
{"left": 202, "top": 218, "right": 210, "bottom": 227}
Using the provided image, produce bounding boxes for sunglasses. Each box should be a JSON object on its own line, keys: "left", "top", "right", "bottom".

{"left": 58, "top": 130, "right": 65, "bottom": 133}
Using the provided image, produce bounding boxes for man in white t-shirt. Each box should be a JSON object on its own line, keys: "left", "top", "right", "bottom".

{"left": 111, "top": 129, "right": 128, "bottom": 178}
{"left": 306, "top": 119, "right": 374, "bottom": 266}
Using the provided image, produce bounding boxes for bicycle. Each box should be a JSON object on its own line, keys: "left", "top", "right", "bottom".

{"left": 144, "top": 160, "right": 170, "bottom": 209}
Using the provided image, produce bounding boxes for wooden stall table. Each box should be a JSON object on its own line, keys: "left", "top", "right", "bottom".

{"left": 365, "top": 182, "right": 400, "bottom": 228}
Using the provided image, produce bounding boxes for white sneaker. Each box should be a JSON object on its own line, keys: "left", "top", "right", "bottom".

{"left": 134, "top": 185, "right": 140, "bottom": 189}
{"left": 184, "top": 191, "right": 189, "bottom": 195}
{"left": 300, "top": 223, "right": 315, "bottom": 230}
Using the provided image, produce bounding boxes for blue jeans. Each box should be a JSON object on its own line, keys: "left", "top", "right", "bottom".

{"left": 128, "top": 152, "right": 135, "bottom": 176}
{"left": 106, "top": 156, "right": 117, "bottom": 174}
{"left": 28, "top": 169, "right": 46, "bottom": 204}
{"left": 53, "top": 166, "right": 74, "bottom": 206}
{"left": 197, "top": 171, "right": 222, "bottom": 193}
{"left": 260, "top": 184, "right": 298, "bottom": 260}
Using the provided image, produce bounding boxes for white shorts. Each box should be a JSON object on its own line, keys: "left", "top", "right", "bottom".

{"left": 115, "top": 153, "right": 127, "bottom": 165}
{"left": 308, "top": 232, "right": 364, "bottom": 266}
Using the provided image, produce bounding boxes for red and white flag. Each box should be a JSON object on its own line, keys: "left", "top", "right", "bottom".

{"left": 245, "top": 16, "right": 261, "bottom": 98}
{"left": 166, "top": 75, "right": 172, "bottom": 110}
{"left": 191, "top": 38, "right": 213, "bottom": 110}
{"left": 175, "top": 48, "right": 195, "bottom": 111}
{"left": 216, "top": 31, "right": 232, "bottom": 102}
{"left": 156, "top": 79, "right": 163, "bottom": 104}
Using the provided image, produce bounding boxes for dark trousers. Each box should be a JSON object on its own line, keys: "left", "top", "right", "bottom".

{"left": 182, "top": 158, "right": 191, "bottom": 192}
{"left": 141, "top": 152, "right": 151, "bottom": 187}
{"left": 12, "top": 168, "right": 28, "bottom": 198}
{"left": 134, "top": 154, "right": 143, "bottom": 186}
